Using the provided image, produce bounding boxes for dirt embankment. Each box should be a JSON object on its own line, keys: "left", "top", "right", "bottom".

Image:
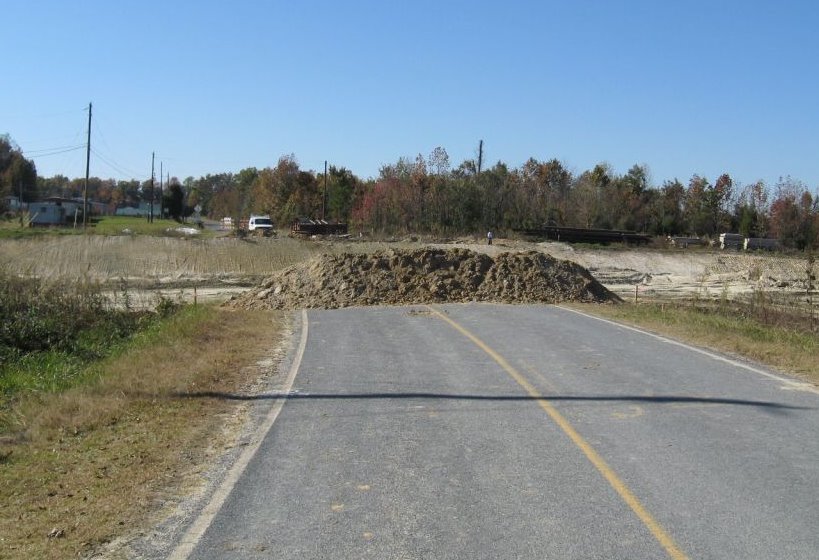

{"left": 227, "top": 247, "right": 618, "bottom": 310}
{"left": 541, "top": 242, "right": 817, "bottom": 300}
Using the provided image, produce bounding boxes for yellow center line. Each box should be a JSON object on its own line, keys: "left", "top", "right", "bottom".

{"left": 427, "top": 305, "right": 688, "bottom": 560}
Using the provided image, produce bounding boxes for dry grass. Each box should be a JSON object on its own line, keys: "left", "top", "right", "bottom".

{"left": 0, "top": 236, "right": 325, "bottom": 286}
{"left": 571, "top": 301, "right": 819, "bottom": 385}
{"left": 0, "top": 236, "right": 431, "bottom": 288}
{"left": 0, "top": 305, "right": 290, "bottom": 559}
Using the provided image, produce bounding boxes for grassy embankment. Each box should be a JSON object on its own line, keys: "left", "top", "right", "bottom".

{"left": 0, "top": 271, "right": 289, "bottom": 559}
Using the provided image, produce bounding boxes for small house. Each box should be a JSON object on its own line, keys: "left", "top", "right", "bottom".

{"left": 28, "top": 198, "right": 84, "bottom": 226}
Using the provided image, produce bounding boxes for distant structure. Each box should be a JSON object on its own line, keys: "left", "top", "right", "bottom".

{"left": 743, "top": 238, "right": 780, "bottom": 251}
{"left": 719, "top": 233, "right": 745, "bottom": 250}
{"left": 28, "top": 197, "right": 84, "bottom": 226}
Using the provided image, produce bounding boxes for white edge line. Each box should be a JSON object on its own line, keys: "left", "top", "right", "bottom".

{"left": 559, "top": 305, "right": 819, "bottom": 395}
{"left": 168, "top": 309, "right": 310, "bottom": 560}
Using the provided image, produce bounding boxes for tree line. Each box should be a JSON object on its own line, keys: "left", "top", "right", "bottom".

{"left": 3, "top": 137, "right": 819, "bottom": 250}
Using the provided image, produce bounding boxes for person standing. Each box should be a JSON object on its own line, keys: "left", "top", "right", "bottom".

{"left": 487, "top": 230, "right": 493, "bottom": 245}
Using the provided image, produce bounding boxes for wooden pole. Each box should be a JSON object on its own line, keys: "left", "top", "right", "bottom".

{"left": 159, "top": 161, "right": 164, "bottom": 220}
{"left": 83, "top": 102, "right": 92, "bottom": 228}
{"left": 150, "top": 152, "right": 155, "bottom": 223}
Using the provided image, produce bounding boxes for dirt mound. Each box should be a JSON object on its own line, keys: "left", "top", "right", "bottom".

{"left": 227, "top": 248, "right": 618, "bottom": 310}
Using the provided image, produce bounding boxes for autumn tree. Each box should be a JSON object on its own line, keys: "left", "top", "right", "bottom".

{"left": 37, "top": 175, "right": 70, "bottom": 198}
{"left": 251, "top": 155, "right": 320, "bottom": 225}
{"left": 603, "top": 164, "right": 650, "bottom": 231}
{"left": 479, "top": 161, "right": 509, "bottom": 231}
{"left": 735, "top": 180, "right": 769, "bottom": 237}
{"left": 0, "top": 135, "right": 38, "bottom": 208}
{"left": 235, "top": 167, "right": 259, "bottom": 217}
{"left": 209, "top": 181, "right": 241, "bottom": 219}
{"left": 569, "top": 166, "right": 605, "bottom": 228}
{"left": 683, "top": 174, "right": 733, "bottom": 236}
{"left": 712, "top": 173, "right": 735, "bottom": 232}
{"left": 769, "top": 177, "right": 818, "bottom": 249}
{"left": 656, "top": 179, "right": 686, "bottom": 235}
{"left": 518, "top": 158, "right": 571, "bottom": 225}
{"left": 410, "top": 154, "right": 431, "bottom": 229}
{"left": 115, "top": 179, "right": 142, "bottom": 207}
{"left": 325, "top": 166, "right": 359, "bottom": 223}
{"left": 186, "top": 173, "right": 235, "bottom": 216}
{"left": 428, "top": 146, "right": 450, "bottom": 176}
{"left": 204, "top": 169, "right": 258, "bottom": 219}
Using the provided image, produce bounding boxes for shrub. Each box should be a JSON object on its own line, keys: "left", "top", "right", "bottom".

{"left": 0, "top": 272, "right": 161, "bottom": 394}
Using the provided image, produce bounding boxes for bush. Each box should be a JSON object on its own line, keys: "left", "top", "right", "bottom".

{"left": 0, "top": 273, "right": 130, "bottom": 353}
{"left": 0, "top": 272, "right": 162, "bottom": 393}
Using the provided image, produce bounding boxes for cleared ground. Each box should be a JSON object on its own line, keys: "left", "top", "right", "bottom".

{"left": 1, "top": 235, "right": 815, "bottom": 306}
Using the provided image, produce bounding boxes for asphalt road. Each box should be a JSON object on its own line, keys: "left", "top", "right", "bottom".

{"left": 179, "top": 304, "right": 819, "bottom": 559}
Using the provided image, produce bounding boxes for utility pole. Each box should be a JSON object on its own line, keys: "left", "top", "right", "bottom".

{"left": 477, "top": 139, "right": 483, "bottom": 175}
{"left": 83, "top": 102, "right": 92, "bottom": 228}
{"left": 323, "top": 160, "right": 328, "bottom": 221}
{"left": 150, "top": 152, "right": 155, "bottom": 223}
{"left": 18, "top": 180, "right": 23, "bottom": 228}
{"left": 160, "top": 161, "right": 164, "bottom": 220}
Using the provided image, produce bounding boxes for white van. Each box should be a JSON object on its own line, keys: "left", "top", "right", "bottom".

{"left": 248, "top": 215, "right": 274, "bottom": 233}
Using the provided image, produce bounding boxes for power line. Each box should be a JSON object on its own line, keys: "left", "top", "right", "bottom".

{"left": 90, "top": 147, "right": 144, "bottom": 179}
{"left": 24, "top": 143, "right": 85, "bottom": 154}
{"left": 90, "top": 109, "right": 150, "bottom": 179}
{"left": 24, "top": 145, "right": 85, "bottom": 158}
{"left": 92, "top": 118, "right": 113, "bottom": 153}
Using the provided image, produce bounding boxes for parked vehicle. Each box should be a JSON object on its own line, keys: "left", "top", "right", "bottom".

{"left": 238, "top": 215, "right": 275, "bottom": 236}
{"left": 248, "top": 215, "right": 273, "bottom": 232}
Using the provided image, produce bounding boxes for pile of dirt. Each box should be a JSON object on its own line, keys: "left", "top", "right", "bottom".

{"left": 227, "top": 248, "right": 618, "bottom": 310}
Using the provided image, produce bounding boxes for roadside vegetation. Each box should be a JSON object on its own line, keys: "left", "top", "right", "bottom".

{"left": 88, "top": 215, "right": 203, "bottom": 237}
{"left": 0, "top": 272, "right": 156, "bottom": 401}
{"left": 0, "top": 217, "right": 83, "bottom": 239}
{"left": 0, "top": 273, "right": 287, "bottom": 559}
{"left": 0, "top": 215, "right": 206, "bottom": 239}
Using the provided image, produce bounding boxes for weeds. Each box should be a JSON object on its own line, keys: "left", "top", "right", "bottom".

{"left": 0, "top": 304, "right": 287, "bottom": 559}
{"left": 0, "top": 272, "right": 156, "bottom": 403}
{"left": 807, "top": 253, "right": 816, "bottom": 331}
{"left": 0, "top": 235, "right": 324, "bottom": 287}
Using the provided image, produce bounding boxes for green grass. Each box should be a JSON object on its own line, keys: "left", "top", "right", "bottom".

{"left": 0, "top": 218, "right": 82, "bottom": 239}
{"left": 0, "top": 272, "right": 173, "bottom": 434}
{"left": 0, "top": 216, "right": 213, "bottom": 238}
{"left": 91, "top": 215, "right": 211, "bottom": 236}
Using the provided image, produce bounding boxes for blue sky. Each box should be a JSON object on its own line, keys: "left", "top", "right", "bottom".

{"left": 3, "top": 0, "right": 818, "bottom": 190}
